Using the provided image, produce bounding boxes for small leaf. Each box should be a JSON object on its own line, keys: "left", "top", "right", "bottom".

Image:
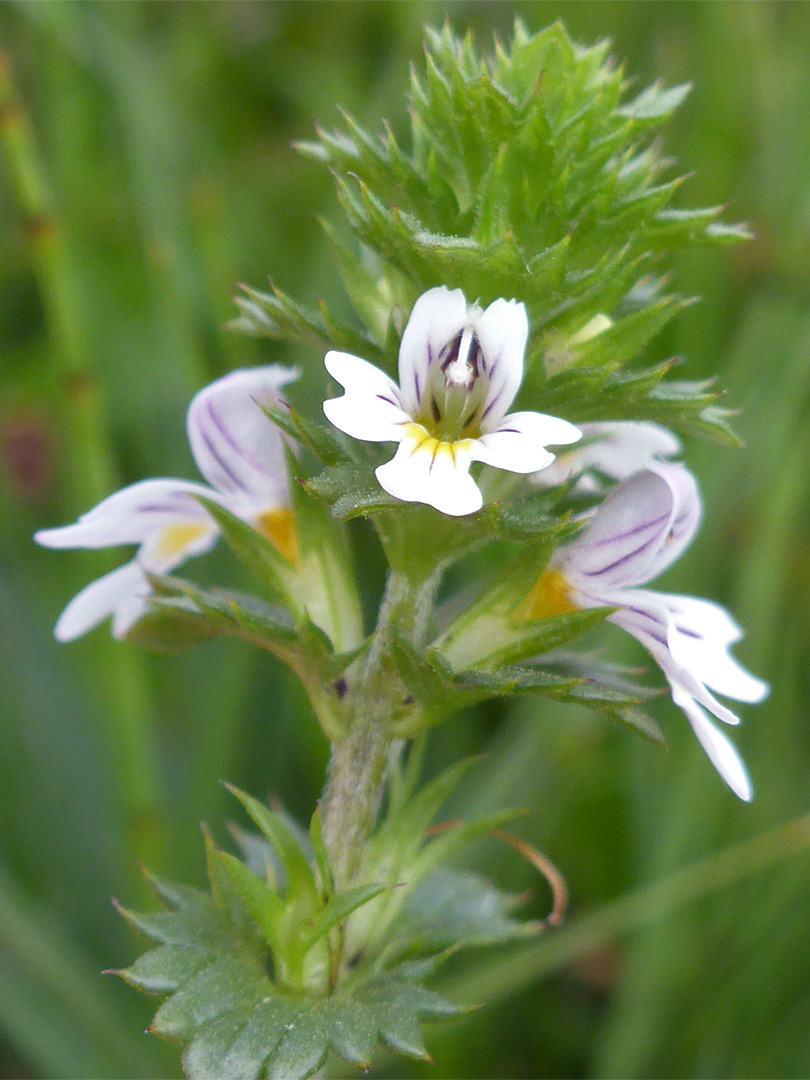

{"left": 260, "top": 402, "right": 353, "bottom": 467}
{"left": 399, "top": 865, "right": 539, "bottom": 949}
{"left": 124, "top": 599, "right": 224, "bottom": 652}
{"left": 225, "top": 786, "right": 319, "bottom": 908}
{"left": 300, "top": 883, "right": 391, "bottom": 952}
{"left": 305, "top": 461, "right": 403, "bottom": 520}
{"left": 309, "top": 808, "right": 334, "bottom": 899}
{"left": 118, "top": 945, "right": 210, "bottom": 994}
{"left": 216, "top": 850, "right": 286, "bottom": 954}
{"left": 617, "top": 81, "right": 691, "bottom": 121}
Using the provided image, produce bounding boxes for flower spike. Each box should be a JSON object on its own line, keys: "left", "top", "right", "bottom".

{"left": 323, "top": 286, "right": 581, "bottom": 516}
{"left": 36, "top": 366, "right": 298, "bottom": 640}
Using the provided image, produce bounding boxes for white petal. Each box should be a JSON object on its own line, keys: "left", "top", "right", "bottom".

{"left": 471, "top": 411, "right": 581, "bottom": 474}
{"left": 375, "top": 434, "right": 482, "bottom": 517}
{"left": 54, "top": 561, "right": 149, "bottom": 642}
{"left": 609, "top": 588, "right": 743, "bottom": 727}
{"left": 534, "top": 421, "right": 681, "bottom": 487}
{"left": 671, "top": 684, "right": 753, "bottom": 802}
{"left": 474, "top": 298, "right": 529, "bottom": 426}
{"left": 665, "top": 595, "right": 769, "bottom": 704}
{"left": 34, "top": 479, "right": 214, "bottom": 551}
{"left": 323, "top": 351, "right": 410, "bottom": 442}
{"left": 562, "top": 464, "right": 700, "bottom": 589}
{"left": 397, "top": 287, "right": 468, "bottom": 415}
{"left": 187, "top": 365, "right": 296, "bottom": 505}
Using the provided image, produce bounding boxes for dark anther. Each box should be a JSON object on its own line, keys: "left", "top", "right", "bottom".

{"left": 347, "top": 951, "right": 364, "bottom": 969}
{"left": 439, "top": 331, "right": 462, "bottom": 369}
{"left": 333, "top": 676, "right": 348, "bottom": 699}
{"left": 431, "top": 397, "right": 441, "bottom": 423}
{"left": 402, "top": 693, "right": 415, "bottom": 705}
{"left": 468, "top": 338, "right": 483, "bottom": 378}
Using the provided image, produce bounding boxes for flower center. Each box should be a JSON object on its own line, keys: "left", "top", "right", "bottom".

{"left": 513, "top": 569, "right": 578, "bottom": 621}
{"left": 402, "top": 422, "right": 473, "bottom": 465}
{"left": 254, "top": 506, "right": 298, "bottom": 563}
{"left": 418, "top": 325, "right": 489, "bottom": 441}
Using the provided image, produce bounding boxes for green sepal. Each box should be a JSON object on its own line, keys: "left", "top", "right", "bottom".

{"left": 284, "top": 446, "right": 366, "bottom": 654}
{"left": 215, "top": 849, "right": 286, "bottom": 956}
{"left": 299, "top": 883, "right": 392, "bottom": 954}
{"left": 616, "top": 80, "right": 692, "bottom": 122}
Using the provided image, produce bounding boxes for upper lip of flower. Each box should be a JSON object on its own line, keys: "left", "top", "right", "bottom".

{"left": 34, "top": 365, "right": 298, "bottom": 640}
{"left": 532, "top": 420, "right": 682, "bottom": 491}
{"left": 550, "top": 461, "right": 768, "bottom": 800}
{"left": 323, "top": 285, "right": 581, "bottom": 517}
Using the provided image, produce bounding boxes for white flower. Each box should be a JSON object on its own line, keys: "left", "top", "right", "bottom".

{"left": 323, "top": 286, "right": 581, "bottom": 517}
{"left": 533, "top": 421, "right": 681, "bottom": 491}
{"left": 35, "top": 366, "right": 298, "bottom": 641}
{"left": 521, "top": 462, "right": 768, "bottom": 800}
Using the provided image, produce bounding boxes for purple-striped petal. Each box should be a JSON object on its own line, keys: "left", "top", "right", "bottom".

{"left": 608, "top": 588, "right": 743, "bottom": 726}
{"left": 187, "top": 365, "right": 297, "bottom": 506}
{"left": 562, "top": 463, "right": 701, "bottom": 588}
{"left": 375, "top": 432, "right": 482, "bottom": 516}
{"left": 470, "top": 410, "right": 581, "bottom": 474}
{"left": 473, "top": 298, "right": 529, "bottom": 427}
{"left": 324, "top": 351, "right": 410, "bottom": 442}
{"left": 665, "top": 594, "right": 769, "bottom": 704}
{"left": 397, "top": 287, "right": 468, "bottom": 415}
{"left": 34, "top": 478, "right": 215, "bottom": 551}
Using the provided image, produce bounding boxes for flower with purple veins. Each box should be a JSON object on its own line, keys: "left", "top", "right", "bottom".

{"left": 520, "top": 462, "right": 769, "bottom": 800}
{"left": 35, "top": 366, "right": 298, "bottom": 641}
{"left": 323, "top": 286, "right": 581, "bottom": 517}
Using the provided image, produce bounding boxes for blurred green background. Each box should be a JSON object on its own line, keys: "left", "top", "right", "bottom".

{"left": 2, "top": 2, "right": 810, "bottom": 1077}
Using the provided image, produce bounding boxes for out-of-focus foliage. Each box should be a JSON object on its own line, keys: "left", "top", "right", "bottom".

{"left": 2, "top": 3, "right": 810, "bottom": 1078}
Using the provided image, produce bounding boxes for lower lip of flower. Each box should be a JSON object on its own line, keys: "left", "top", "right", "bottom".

{"left": 513, "top": 568, "right": 578, "bottom": 621}
{"left": 155, "top": 522, "right": 211, "bottom": 561}
{"left": 402, "top": 422, "right": 473, "bottom": 467}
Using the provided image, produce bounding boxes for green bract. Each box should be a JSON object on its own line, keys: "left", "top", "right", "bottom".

{"left": 234, "top": 19, "right": 747, "bottom": 445}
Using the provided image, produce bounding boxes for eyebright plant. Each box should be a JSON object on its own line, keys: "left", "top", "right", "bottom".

{"left": 36, "top": 20, "right": 767, "bottom": 1080}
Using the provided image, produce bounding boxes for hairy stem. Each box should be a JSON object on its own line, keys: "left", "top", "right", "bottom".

{"left": 320, "top": 568, "right": 439, "bottom": 890}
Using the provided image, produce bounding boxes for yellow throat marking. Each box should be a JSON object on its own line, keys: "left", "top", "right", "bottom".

{"left": 403, "top": 422, "right": 472, "bottom": 466}
{"left": 513, "top": 569, "right": 578, "bottom": 622}
{"left": 255, "top": 506, "right": 298, "bottom": 564}
{"left": 156, "top": 522, "right": 209, "bottom": 561}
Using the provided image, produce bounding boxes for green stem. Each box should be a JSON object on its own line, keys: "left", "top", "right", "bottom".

{"left": 320, "top": 568, "right": 437, "bottom": 890}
